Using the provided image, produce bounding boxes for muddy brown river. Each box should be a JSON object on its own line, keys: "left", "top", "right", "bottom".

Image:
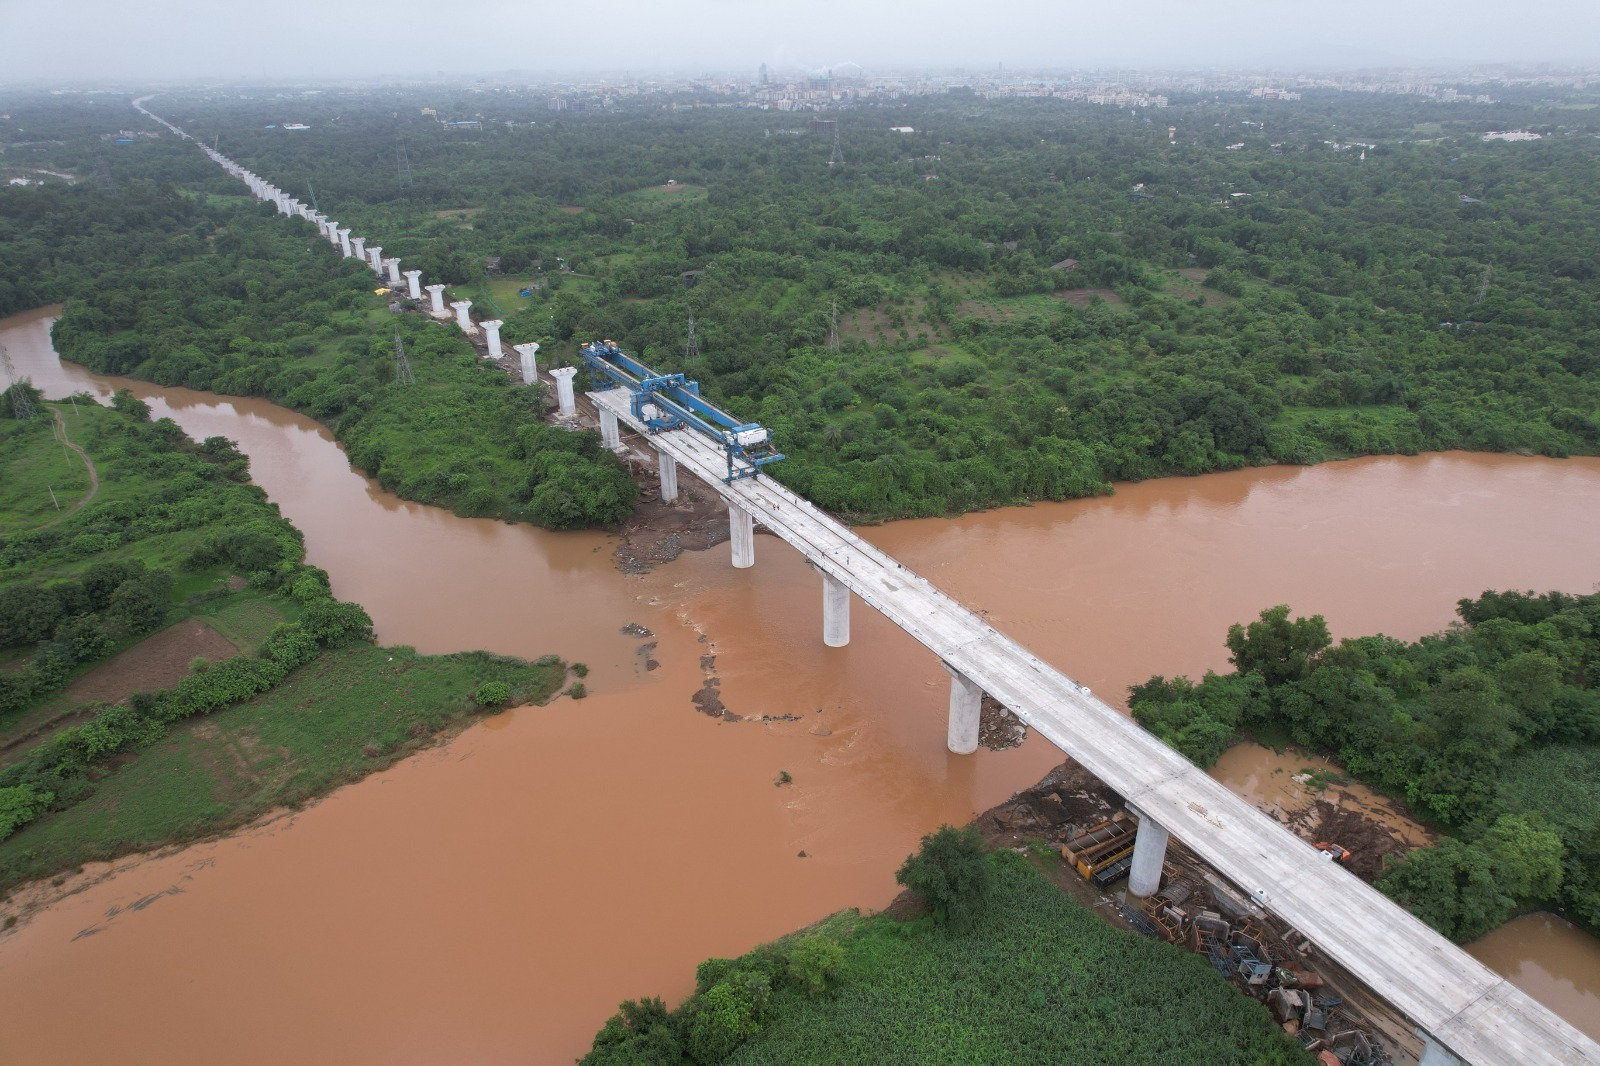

{"left": 3, "top": 304, "right": 1600, "bottom": 1061}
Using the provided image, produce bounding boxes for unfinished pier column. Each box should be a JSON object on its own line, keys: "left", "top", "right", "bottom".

{"left": 1127, "top": 809, "right": 1170, "bottom": 898}
{"left": 337, "top": 228, "right": 352, "bottom": 257}
{"left": 943, "top": 666, "right": 982, "bottom": 755}
{"left": 367, "top": 246, "right": 383, "bottom": 273}
{"left": 599, "top": 408, "right": 623, "bottom": 452}
{"left": 451, "top": 300, "right": 474, "bottom": 332}
{"left": 514, "top": 342, "right": 540, "bottom": 384}
{"left": 385, "top": 258, "right": 402, "bottom": 286}
{"left": 729, "top": 502, "right": 755, "bottom": 569}
{"left": 657, "top": 451, "right": 678, "bottom": 503}
{"left": 425, "top": 284, "right": 448, "bottom": 315}
{"left": 404, "top": 270, "right": 423, "bottom": 299}
{"left": 480, "top": 320, "right": 504, "bottom": 359}
{"left": 549, "top": 367, "right": 577, "bottom": 418}
{"left": 351, "top": 236, "right": 367, "bottom": 262}
{"left": 822, "top": 571, "right": 850, "bottom": 647}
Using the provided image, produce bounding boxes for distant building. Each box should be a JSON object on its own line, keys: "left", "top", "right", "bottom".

{"left": 1482, "top": 129, "right": 1541, "bottom": 142}
{"left": 1050, "top": 258, "right": 1080, "bottom": 272}
{"left": 889, "top": 126, "right": 914, "bottom": 133}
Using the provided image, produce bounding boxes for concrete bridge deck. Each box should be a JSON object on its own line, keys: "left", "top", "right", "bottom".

{"left": 593, "top": 387, "right": 1597, "bottom": 1066}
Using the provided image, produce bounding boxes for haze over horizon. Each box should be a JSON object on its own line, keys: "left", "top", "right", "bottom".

{"left": 3, "top": 0, "right": 1600, "bottom": 85}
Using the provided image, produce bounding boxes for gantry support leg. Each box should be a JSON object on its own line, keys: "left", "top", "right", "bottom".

{"left": 1128, "top": 809, "right": 1170, "bottom": 898}
{"left": 822, "top": 571, "right": 849, "bottom": 647}
{"left": 944, "top": 665, "right": 982, "bottom": 755}
{"left": 729, "top": 502, "right": 754, "bottom": 569}
{"left": 658, "top": 452, "right": 679, "bottom": 504}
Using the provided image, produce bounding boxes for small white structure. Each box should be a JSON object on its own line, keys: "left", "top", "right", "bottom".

{"left": 404, "top": 270, "right": 423, "bottom": 300}
{"left": 513, "top": 342, "right": 540, "bottom": 384}
{"left": 480, "top": 319, "right": 504, "bottom": 359}
{"left": 337, "top": 228, "right": 352, "bottom": 257}
{"left": 425, "top": 284, "right": 448, "bottom": 315}
{"left": 450, "top": 300, "right": 474, "bottom": 333}
{"left": 351, "top": 236, "right": 367, "bottom": 261}
{"left": 367, "top": 246, "right": 383, "bottom": 273}
{"left": 385, "top": 258, "right": 402, "bottom": 286}
{"left": 549, "top": 366, "right": 578, "bottom": 418}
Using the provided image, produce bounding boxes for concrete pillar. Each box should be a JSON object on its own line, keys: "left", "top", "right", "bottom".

{"left": 599, "top": 407, "right": 623, "bottom": 452}
{"left": 513, "top": 342, "right": 540, "bottom": 384}
{"left": 337, "top": 228, "right": 352, "bottom": 257}
{"left": 1128, "top": 812, "right": 1170, "bottom": 898}
{"left": 729, "top": 502, "right": 755, "bottom": 569}
{"left": 657, "top": 451, "right": 678, "bottom": 503}
{"left": 822, "top": 571, "right": 850, "bottom": 647}
{"left": 549, "top": 367, "right": 578, "bottom": 418}
{"left": 404, "top": 270, "right": 423, "bottom": 300}
{"left": 351, "top": 236, "right": 367, "bottom": 261}
{"left": 480, "top": 319, "right": 504, "bottom": 359}
{"left": 367, "top": 246, "right": 383, "bottom": 273}
{"left": 451, "top": 300, "right": 474, "bottom": 332}
{"left": 385, "top": 258, "right": 401, "bottom": 285}
{"left": 944, "top": 666, "right": 982, "bottom": 755}
{"left": 425, "top": 284, "right": 448, "bottom": 315}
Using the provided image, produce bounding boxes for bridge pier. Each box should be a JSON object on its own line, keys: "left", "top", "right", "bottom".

{"left": 337, "top": 228, "right": 352, "bottom": 258}
{"left": 514, "top": 342, "right": 540, "bottom": 385}
{"left": 481, "top": 320, "right": 505, "bottom": 360}
{"left": 425, "top": 284, "right": 448, "bottom": 316}
{"left": 822, "top": 571, "right": 849, "bottom": 647}
{"left": 451, "top": 300, "right": 475, "bottom": 333}
{"left": 1127, "top": 809, "right": 1170, "bottom": 898}
{"left": 351, "top": 236, "right": 367, "bottom": 262}
{"left": 385, "top": 258, "right": 402, "bottom": 286}
{"left": 729, "top": 502, "right": 755, "bottom": 568}
{"left": 599, "top": 407, "right": 623, "bottom": 452}
{"left": 657, "top": 452, "right": 679, "bottom": 503}
{"left": 367, "top": 246, "right": 384, "bottom": 274}
{"left": 549, "top": 367, "right": 578, "bottom": 418}
{"left": 404, "top": 270, "right": 423, "bottom": 300}
{"left": 944, "top": 666, "right": 982, "bottom": 755}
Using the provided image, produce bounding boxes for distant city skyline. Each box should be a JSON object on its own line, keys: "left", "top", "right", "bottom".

{"left": 3, "top": 0, "right": 1600, "bottom": 86}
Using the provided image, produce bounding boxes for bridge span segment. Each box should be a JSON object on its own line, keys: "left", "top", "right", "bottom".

{"left": 592, "top": 387, "right": 1596, "bottom": 1066}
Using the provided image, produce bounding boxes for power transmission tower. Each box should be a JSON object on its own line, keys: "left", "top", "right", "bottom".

{"left": 90, "top": 149, "right": 115, "bottom": 194}
{"left": 685, "top": 315, "right": 700, "bottom": 366}
{"left": 1, "top": 344, "right": 38, "bottom": 420}
{"left": 827, "top": 300, "right": 840, "bottom": 352}
{"left": 393, "top": 331, "right": 415, "bottom": 386}
{"left": 396, "top": 139, "right": 414, "bottom": 190}
{"left": 829, "top": 124, "right": 844, "bottom": 167}
{"left": 1476, "top": 261, "right": 1493, "bottom": 304}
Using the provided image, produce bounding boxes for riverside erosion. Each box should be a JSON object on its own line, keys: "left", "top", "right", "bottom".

{"left": 4, "top": 305, "right": 1600, "bottom": 1062}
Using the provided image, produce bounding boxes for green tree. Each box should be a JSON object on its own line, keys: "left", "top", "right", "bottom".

{"left": 1481, "top": 813, "right": 1565, "bottom": 901}
{"left": 1226, "top": 605, "right": 1332, "bottom": 688}
{"left": 1377, "top": 838, "right": 1513, "bottom": 942}
{"left": 895, "top": 824, "right": 993, "bottom": 933}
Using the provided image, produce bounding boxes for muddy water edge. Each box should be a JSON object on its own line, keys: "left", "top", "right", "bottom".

{"left": 3, "top": 305, "right": 1600, "bottom": 1063}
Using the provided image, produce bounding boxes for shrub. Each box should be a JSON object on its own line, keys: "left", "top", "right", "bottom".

{"left": 786, "top": 938, "right": 844, "bottom": 998}
{"left": 568, "top": 682, "right": 587, "bottom": 699}
{"left": 0, "top": 784, "right": 54, "bottom": 842}
{"left": 895, "top": 824, "right": 994, "bottom": 933}
{"left": 572, "top": 662, "right": 589, "bottom": 678}
{"left": 475, "top": 680, "right": 511, "bottom": 706}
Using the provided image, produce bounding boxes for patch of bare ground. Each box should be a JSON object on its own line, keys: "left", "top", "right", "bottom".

{"left": 608, "top": 439, "right": 731, "bottom": 575}
{"left": 67, "top": 620, "right": 242, "bottom": 705}
{"left": 1054, "top": 288, "right": 1124, "bottom": 307}
{"left": 558, "top": 204, "right": 585, "bottom": 214}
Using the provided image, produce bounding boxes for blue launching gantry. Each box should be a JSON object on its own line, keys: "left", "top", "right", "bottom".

{"left": 580, "top": 339, "right": 784, "bottom": 484}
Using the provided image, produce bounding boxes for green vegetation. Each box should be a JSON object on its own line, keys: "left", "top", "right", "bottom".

{"left": 1, "top": 396, "right": 306, "bottom": 727}
{"left": 1131, "top": 590, "right": 1600, "bottom": 940}
{"left": 0, "top": 645, "right": 565, "bottom": 892}
{"left": 583, "top": 843, "right": 1309, "bottom": 1064}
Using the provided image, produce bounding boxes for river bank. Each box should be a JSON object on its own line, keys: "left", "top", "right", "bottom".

{"left": 5, "top": 304, "right": 1600, "bottom": 1062}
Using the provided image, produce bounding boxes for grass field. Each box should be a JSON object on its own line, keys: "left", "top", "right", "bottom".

{"left": 0, "top": 406, "right": 93, "bottom": 531}
{"left": 0, "top": 644, "right": 567, "bottom": 892}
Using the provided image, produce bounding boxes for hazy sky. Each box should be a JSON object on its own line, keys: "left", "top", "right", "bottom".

{"left": 3, "top": 0, "right": 1598, "bottom": 83}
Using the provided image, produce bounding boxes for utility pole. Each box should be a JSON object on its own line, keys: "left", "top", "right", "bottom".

{"left": 685, "top": 314, "right": 700, "bottom": 366}
{"left": 396, "top": 139, "right": 414, "bottom": 190}
{"left": 394, "top": 331, "right": 415, "bottom": 386}
{"left": 829, "top": 124, "right": 844, "bottom": 168}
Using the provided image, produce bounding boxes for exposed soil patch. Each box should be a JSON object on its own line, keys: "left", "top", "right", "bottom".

{"left": 611, "top": 448, "right": 730, "bottom": 574}
{"left": 64, "top": 620, "right": 242, "bottom": 706}
{"left": 1054, "top": 288, "right": 1124, "bottom": 307}
{"left": 978, "top": 695, "right": 1027, "bottom": 751}
{"left": 558, "top": 204, "right": 585, "bottom": 214}
{"left": 1282, "top": 799, "right": 1417, "bottom": 883}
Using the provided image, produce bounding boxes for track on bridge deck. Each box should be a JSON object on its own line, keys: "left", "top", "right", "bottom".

{"left": 593, "top": 387, "right": 1596, "bottom": 1066}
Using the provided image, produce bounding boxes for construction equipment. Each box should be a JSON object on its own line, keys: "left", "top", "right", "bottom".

{"left": 581, "top": 339, "right": 784, "bottom": 484}
{"left": 1316, "top": 842, "right": 1352, "bottom": 863}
